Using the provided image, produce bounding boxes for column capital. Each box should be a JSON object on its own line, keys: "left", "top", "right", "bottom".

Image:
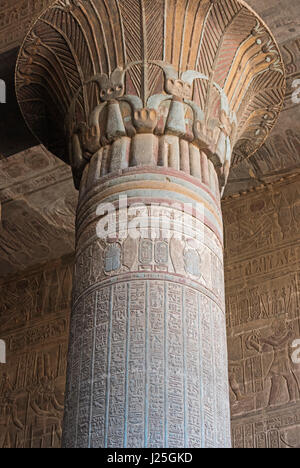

{"left": 16, "top": 0, "right": 285, "bottom": 190}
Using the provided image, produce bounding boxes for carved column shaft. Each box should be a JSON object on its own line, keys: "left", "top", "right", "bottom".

{"left": 62, "top": 154, "right": 229, "bottom": 447}
{"left": 15, "top": 0, "right": 285, "bottom": 448}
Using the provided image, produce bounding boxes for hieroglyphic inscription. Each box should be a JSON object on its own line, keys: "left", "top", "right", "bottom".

{"left": 0, "top": 259, "right": 72, "bottom": 448}
{"left": 148, "top": 281, "right": 165, "bottom": 448}
{"left": 64, "top": 279, "right": 230, "bottom": 448}
{"left": 223, "top": 175, "right": 300, "bottom": 448}
{"left": 167, "top": 283, "right": 184, "bottom": 447}
{"left": 232, "top": 406, "right": 300, "bottom": 448}
{"left": 0, "top": 0, "right": 53, "bottom": 53}
{"left": 127, "top": 282, "right": 146, "bottom": 448}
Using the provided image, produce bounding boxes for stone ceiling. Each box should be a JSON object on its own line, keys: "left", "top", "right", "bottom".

{"left": 0, "top": 0, "right": 299, "bottom": 277}
{"left": 0, "top": 146, "right": 76, "bottom": 278}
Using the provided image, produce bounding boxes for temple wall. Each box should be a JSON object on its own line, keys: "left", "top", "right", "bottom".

{"left": 1, "top": 175, "right": 300, "bottom": 448}
{"left": 0, "top": 256, "right": 72, "bottom": 448}
{"left": 0, "top": 0, "right": 53, "bottom": 54}
{"left": 223, "top": 174, "right": 300, "bottom": 449}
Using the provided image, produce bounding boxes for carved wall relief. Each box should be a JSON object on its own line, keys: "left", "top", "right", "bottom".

{"left": 0, "top": 0, "right": 53, "bottom": 54}
{"left": 0, "top": 259, "right": 72, "bottom": 448}
{"left": 223, "top": 175, "right": 300, "bottom": 448}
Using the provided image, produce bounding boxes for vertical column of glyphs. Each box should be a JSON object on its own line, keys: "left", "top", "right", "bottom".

{"left": 64, "top": 282, "right": 231, "bottom": 448}
{"left": 91, "top": 287, "right": 110, "bottom": 448}
{"left": 106, "top": 283, "right": 128, "bottom": 447}
{"left": 213, "top": 304, "right": 231, "bottom": 447}
{"left": 166, "top": 283, "right": 185, "bottom": 447}
{"left": 126, "top": 282, "right": 147, "bottom": 448}
{"left": 185, "top": 288, "right": 202, "bottom": 447}
{"left": 147, "top": 281, "right": 165, "bottom": 448}
{"left": 62, "top": 299, "right": 82, "bottom": 448}
{"left": 77, "top": 293, "right": 96, "bottom": 447}
{"left": 199, "top": 294, "right": 216, "bottom": 447}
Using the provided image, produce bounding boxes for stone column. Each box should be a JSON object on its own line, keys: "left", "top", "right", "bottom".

{"left": 67, "top": 155, "right": 228, "bottom": 448}
{"left": 15, "top": 0, "right": 285, "bottom": 448}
